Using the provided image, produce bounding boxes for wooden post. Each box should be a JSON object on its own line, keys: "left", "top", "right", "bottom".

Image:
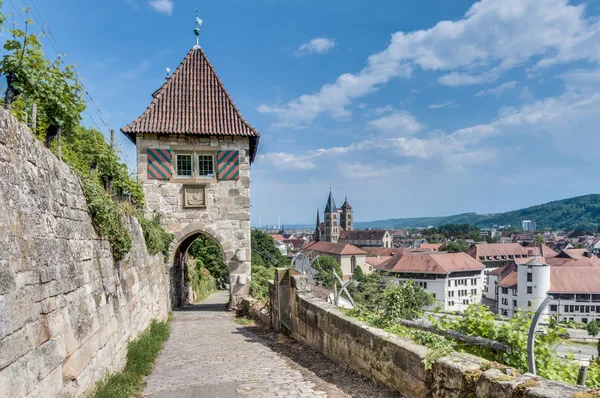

{"left": 57, "top": 128, "right": 62, "bottom": 161}
{"left": 577, "top": 365, "right": 587, "bottom": 385}
{"left": 31, "top": 103, "right": 37, "bottom": 131}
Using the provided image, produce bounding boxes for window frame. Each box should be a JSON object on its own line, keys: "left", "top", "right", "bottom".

{"left": 196, "top": 153, "right": 215, "bottom": 178}
{"left": 175, "top": 153, "right": 193, "bottom": 178}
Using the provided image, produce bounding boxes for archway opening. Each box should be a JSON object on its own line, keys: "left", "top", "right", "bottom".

{"left": 170, "top": 232, "right": 229, "bottom": 309}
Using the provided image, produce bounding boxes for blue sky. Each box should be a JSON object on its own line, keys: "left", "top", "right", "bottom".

{"left": 3, "top": 0, "right": 600, "bottom": 226}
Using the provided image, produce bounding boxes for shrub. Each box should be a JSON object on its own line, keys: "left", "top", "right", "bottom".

{"left": 137, "top": 212, "right": 174, "bottom": 258}
{"left": 79, "top": 175, "right": 131, "bottom": 262}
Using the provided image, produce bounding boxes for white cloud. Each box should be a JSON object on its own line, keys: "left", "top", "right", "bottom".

{"left": 295, "top": 38, "right": 335, "bottom": 57}
{"left": 428, "top": 100, "right": 455, "bottom": 109}
{"left": 260, "top": 0, "right": 600, "bottom": 127}
{"left": 475, "top": 81, "right": 517, "bottom": 97}
{"left": 256, "top": 153, "right": 316, "bottom": 170}
{"left": 369, "top": 109, "right": 424, "bottom": 136}
{"left": 148, "top": 0, "right": 173, "bottom": 15}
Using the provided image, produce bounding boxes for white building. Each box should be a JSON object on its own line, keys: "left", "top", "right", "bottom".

{"left": 339, "top": 229, "right": 393, "bottom": 248}
{"left": 375, "top": 252, "right": 484, "bottom": 312}
{"left": 495, "top": 249, "right": 600, "bottom": 322}
{"left": 521, "top": 220, "right": 536, "bottom": 231}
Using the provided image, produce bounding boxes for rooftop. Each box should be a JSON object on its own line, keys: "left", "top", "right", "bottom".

{"left": 377, "top": 252, "right": 484, "bottom": 275}
{"left": 121, "top": 47, "right": 260, "bottom": 161}
{"left": 304, "top": 241, "right": 366, "bottom": 256}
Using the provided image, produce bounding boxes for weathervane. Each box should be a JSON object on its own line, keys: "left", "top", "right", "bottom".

{"left": 194, "top": 8, "right": 203, "bottom": 47}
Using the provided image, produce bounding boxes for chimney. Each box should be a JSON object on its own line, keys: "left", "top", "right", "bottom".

{"left": 585, "top": 251, "right": 593, "bottom": 258}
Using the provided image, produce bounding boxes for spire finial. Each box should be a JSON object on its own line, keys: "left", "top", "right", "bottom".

{"left": 194, "top": 8, "right": 203, "bottom": 48}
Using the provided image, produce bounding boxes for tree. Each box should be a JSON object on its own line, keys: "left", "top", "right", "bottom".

{"left": 313, "top": 256, "right": 343, "bottom": 289}
{"left": 588, "top": 320, "right": 600, "bottom": 337}
{"left": 439, "top": 240, "right": 469, "bottom": 252}
{"left": 251, "top": 229, "right": 288, "bottom": 268}
{"left": 352, "top": 265, "right": 367, "bottom": 283}
{"left": 1, "top": 18, "right": 85, "bottom": 145}
{"left": 534, "top": 235, "right": 546, "bottom": 245}
{"left": 188, "top": 235, "right": 228, "bottom": 289}
{"left": 382, "top": 280, "right": 435, "bottom": 324}
{"left": 354, "top": 273, "right": 385, "bottom": 312}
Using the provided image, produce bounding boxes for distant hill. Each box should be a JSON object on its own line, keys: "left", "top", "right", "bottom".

{"left": 355, "top": 194, "right": 600, "bottom": 231}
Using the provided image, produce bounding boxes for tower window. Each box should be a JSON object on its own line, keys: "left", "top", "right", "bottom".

{"left": 176, "top": 154, "right": 193, "bottom": 177}
{"left": 527, "top": 272, "right": 532, "bottom": 282}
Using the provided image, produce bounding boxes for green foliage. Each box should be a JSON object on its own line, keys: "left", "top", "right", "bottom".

{"left": 313, "top": 255, "right": 343, "bottom": 289}
{"left": 421, "top": 224, "right": 482, "bottom": 242}
{"left": 187, "top": 263, "right": 217, "bottom": 302}
{"left": 588, "top": 320, "right": 600, "bottom": 337}
{"left": 251, "top": 263, "right": 275, "bottom": 300}
{"left": 79, "top": 175, "right": 131, "bottom": 262}
{"left": 353, "top": 273, "right": 386, "bottom": 312}
{"left": 251, "top": 229, "right": 288, "bottom": 267}
{"left": 1, "top": 20, "right": 85, "bottom": 142}
{"left": 188, "top": 235, "right": 228, "bottom": 289}
{"left": 352, "top": 265, "right": 367, "bottom": 283}
{"left": 355, "top": 194, "right": 600, "bottom": 231}
{"left": 439, "top": 240, "right": 470, "bottom": 252}
{"left": 381, "top": 280, "right": 435, "bottom": 325}
{"left": 137, "top": 212, "right": 173, "bottom": 258}
{"left": 534, "top": 235, "right": 546, "bottom": 245}
{"left": 92, "top": 319, "right": 170, "bottom": 398}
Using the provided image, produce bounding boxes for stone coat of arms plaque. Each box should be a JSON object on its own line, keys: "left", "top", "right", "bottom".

{"left": 183, "top": 185, "right": 206, "bottom": 208}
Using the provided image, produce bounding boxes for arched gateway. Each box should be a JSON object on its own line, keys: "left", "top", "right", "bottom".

{"left": 121, "top": 43, "right": 260, "bottom": 309}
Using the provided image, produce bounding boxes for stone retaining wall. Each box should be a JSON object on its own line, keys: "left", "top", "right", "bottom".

{"left": 282, "top": 273, "right": 591, "bottom": 398}
{"left": 0, "top": 109, "right": 170, "bottom": 397}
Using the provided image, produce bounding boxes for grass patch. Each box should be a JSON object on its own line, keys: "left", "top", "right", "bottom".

{"left": 234, "top": 317, "right": 255, "bottom": 326}
{"left": 92, "top": 319, "right": 171, "bottom": 398}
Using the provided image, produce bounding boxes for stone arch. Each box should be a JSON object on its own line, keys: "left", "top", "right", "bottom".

{"left": 168, "top": 222, "right": 250, "bottom": 310}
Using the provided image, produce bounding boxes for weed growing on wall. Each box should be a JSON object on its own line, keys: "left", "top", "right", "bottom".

{"left": 137, "top": 212, "right": 174, "bottom": 258}
{"left": 79, "top": 175, "right": 132, "bottom": 262}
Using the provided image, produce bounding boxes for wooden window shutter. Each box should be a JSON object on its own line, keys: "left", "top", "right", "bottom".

{"left": 217, "top": 150, "right": 240, "bottom": 180}
{"left": 147, "top": 149, "right": 172, "bottom": 180}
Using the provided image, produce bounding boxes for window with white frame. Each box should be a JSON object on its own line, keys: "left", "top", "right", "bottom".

{"left": 197, "top": 154, "right": 215, "bottom": 177}
{"left": 176, "top": 154, "right": 193, "bottom": 177}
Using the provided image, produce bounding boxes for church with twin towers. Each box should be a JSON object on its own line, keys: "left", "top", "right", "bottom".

{"left": 313, "top": 189, "right": 353, "bottom": 243}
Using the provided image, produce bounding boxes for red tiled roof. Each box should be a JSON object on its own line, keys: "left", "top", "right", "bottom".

{"left": 269, "top": 234, "right": 284, "bottom": 242}
{"left": 549, "top": 267, "right": 600, "bottom": 293}
{"left": 498, "top": 271, "right": 518, "bottom": 288}
{"left": 419, "top": 243, "right": 442, "bottom": 252}
{"left": 377, "top": 252, "right": 483, "bottom": 274}
{"left": 359, "top": 247, "right": 414, "bottom": 256}
{"left": 545, "top": 249, "right": 600, "bottom": 267}
{"left": 524, "top": 245, "right": 558, "bottom": 257}
{"left": 121, "top": 46, "right": 260, "bottom": 160}
{"left": 467, "top": 243, "right": 529, "bottom": 259}
{"left": 304, "top": 241, "right": 366, "bottom": 256}
{"left": 365, "top": 256, "right": 392, "bottom": 267}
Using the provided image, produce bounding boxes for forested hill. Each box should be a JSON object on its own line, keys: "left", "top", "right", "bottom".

{"left": 355, "top": 194, "right": 600, "bottom": 230}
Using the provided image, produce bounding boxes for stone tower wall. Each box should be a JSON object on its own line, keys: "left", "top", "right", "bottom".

{"left": 136, "top": 134, "right": 251, "bottom": 308}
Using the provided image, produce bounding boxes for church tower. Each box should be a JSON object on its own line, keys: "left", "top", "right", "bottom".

{"left": 323, "top": 189, "right": 339, "bottom": 243}
{"left": 313, "top": 207, "right": 321, "bottom": 242}
{"left": 340, "top": 196, "right": 353, "bottom": 231}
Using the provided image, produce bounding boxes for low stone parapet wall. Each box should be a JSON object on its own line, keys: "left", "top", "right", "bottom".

{"left": 282, "top": 273, "right": 590, "bottom": 398}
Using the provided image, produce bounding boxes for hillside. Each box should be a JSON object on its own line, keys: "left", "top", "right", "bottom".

{"left": 355, "top": 194, "right": 600, "bottom": 231}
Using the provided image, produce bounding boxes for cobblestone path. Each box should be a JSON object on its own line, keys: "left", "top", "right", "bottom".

{"left": 144, "top": 290, "right": 400, "bottom": 398}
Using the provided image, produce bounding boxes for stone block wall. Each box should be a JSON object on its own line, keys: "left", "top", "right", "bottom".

{"left": 0, "top": 108, "right": 170, "bottom": 397}
{"left": 135, "top": 134, "right": 251, "bottom": 308}
{"left": 283, "top": 274, "right": 591, "bottom": 398}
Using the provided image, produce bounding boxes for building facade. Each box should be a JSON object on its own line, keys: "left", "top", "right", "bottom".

{"left": 303, "top": 241, "right": 369, "bottom": 279}
{"left": 323, "top": 190, "right": 339, "bottom": 243}
{"left": 121, "top": 45, "right": 259, "bottom": 309}
{"left": 339, "top": 229, "right": 393, "bottom": 248}
{"left": 376, "top": 252, "right": 484, "bottom": 312}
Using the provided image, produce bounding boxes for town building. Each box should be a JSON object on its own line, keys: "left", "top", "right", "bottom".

{"left": 521, "top": 220, "right": 537, "bottom": 231}
{"left": 467, "top": 243, "right": 531, "bottom": 296}
{"left": 494, "top": 249, "right": 600, "bottom": 322}
{"left": 303, "top": 241, "right": 369, "bottom": 279}
{"left": 339, "top": 229, "right": 393, "bottom": 248}
{"left": 375, "top": 252, "right": 484, "bottom": 312}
